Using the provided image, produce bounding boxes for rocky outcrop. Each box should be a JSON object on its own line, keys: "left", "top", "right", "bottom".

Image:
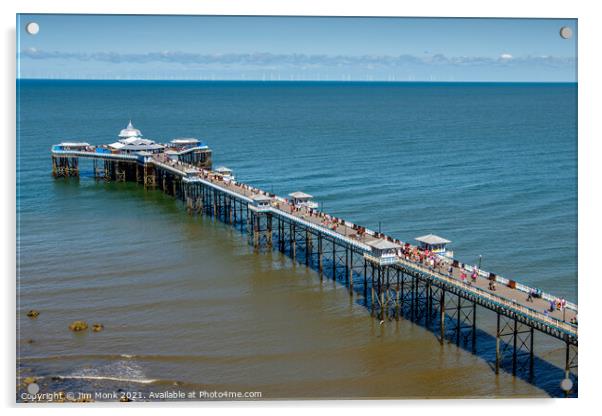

{"left": 68, "top": 320, "right": 88, "bottom": 332}
{"left": 26, "top": 310, "right": 40, "bottom": 319}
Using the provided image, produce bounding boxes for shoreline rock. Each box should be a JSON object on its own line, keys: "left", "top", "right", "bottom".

{"left": 26, "top": 310, "right": 40, "bottom": 319}
{"left": 68, "top": 320, "right": 88, "bottom": 332}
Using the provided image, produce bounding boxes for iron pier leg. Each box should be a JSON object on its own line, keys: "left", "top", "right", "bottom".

{"left": 363, "top": 259, "right": 367, "bottom": 302}
{"left": 512, "top": 319, "right": 518, "bottom": 376}
{"left": 267, "top": 214, "right": 273, "bottom": 247}
{"left": 345, "top": 248, "right": 349, "bottom": 284}
{"left": 370, "top": 264, "right": 375, "bottom": 316}
{"left": 318, "top": 234, "right": 323, "bottom": 279}
{"left": 382, "top": 267, "right": 388, "bottom": 317}
{"left": 395, "top": 269, "right": 401, "bottom": 320}
{"left": 253, "top": 214, "right": 259, "bottom": 248}
{"left": 307, "top": 230, "right": 312, "bottom": 266}
{"left": 332, "top": 240, "right": 336, "bottom": 280}
{"left": 290, "top": 223, "right": 295, "bottom": 260}
{"left": 529, "top": 327, "right": 534, "bottom": 380}
{"left": 410, "top": 276, "right": 415, "bottom": 321}
{"left": 439, "top": 289, "right": 445, "bottom": 345}
{"left": 472, "top": 302, "right": 477, "bottom": 353}
{"left": 425, "top": 283, "right": 431, "bottom": 327}
{"left": 400, "top": 272, "right": 405, "bottom": 317}
{"left": 213, "top": 190, "right": 217, "bottom": 217}
{"left": 495, "top": 312, "right": 501, "bottom": 375}
{"left": 349, "top": 249, "right": 354, "bottom": 295}
{"left": 305, "top": 230, "right": 309, "bottom": 266}
{"left": 412, "top": 276, "right": 417, "bottom": 321}
{"left": 379, "top": 267, "right": 384, "bottom": 319}
{"left": 565, "top": 341, "right": 570, "bottom": 380}
{"left": 456, "top": 296, "right": 461, "bottom": 346}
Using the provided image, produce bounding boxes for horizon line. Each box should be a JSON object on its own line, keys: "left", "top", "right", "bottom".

{"left": 16, "top": 78, "right": 577, "bottom": 84}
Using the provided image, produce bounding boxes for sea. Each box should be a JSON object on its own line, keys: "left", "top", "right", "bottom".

{"left": 16, "top": 80, "right": 577, "bottom": 400}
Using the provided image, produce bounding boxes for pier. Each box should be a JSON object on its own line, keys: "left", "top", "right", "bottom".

{"left": 51, "top": 122, "right": 578, "bottom": 392}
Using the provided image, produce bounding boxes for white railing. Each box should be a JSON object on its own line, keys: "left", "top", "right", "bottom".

{"left": 460, "top": 263, "right": 578, "bottom": 312}
{"left": 51, "top": 149, "right": 138, "bottom": 161}
{"left": 191, "top": 176, "right": 255, "bottom": 204}
{"left": 396, "top": 257, "right": 577, "bottom": 337}
{"left": 272, "top": 209, "right": 372, "bottom": 251}
{"left": 364, "top": 253, "right": 398, "bottom": 266}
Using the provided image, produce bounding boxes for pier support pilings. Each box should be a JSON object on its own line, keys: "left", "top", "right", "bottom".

{"left": 51, "top": 156, "right": 79, "bottom": 178}
{"left": 564, "top": 339, "right": 578, "bottom": 386}
{"left": 247, "top": 210, "right": 273, "bottom": 249}
{"left": 495, "top": 313, "right": 536, "bottom": 379}
{"left": 143, "top": 163, "right": 156, "bottom": 189}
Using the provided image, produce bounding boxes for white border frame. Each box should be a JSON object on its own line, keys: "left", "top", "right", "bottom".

{"left": 3, "top": 1, "right": 601, "bottom": 413}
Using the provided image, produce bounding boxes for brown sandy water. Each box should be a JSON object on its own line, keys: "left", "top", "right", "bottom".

{"left": 17, "top": 181, "right": 569, "bottom": 400}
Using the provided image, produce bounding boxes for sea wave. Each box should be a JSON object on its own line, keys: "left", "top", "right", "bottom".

{"left": 37, "top": 374, "right": 159, "bottom": 385}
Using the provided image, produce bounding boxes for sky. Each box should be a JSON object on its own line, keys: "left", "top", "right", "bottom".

{"left": 16, "top": 15, "right": 577, "bottom": 82}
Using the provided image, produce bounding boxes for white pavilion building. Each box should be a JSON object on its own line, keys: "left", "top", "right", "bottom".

{"left": 108, "top": 121, "right": 165, "bottom": 154}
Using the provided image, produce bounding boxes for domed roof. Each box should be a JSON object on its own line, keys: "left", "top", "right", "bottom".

{"left": 118, "top": 120, "right": 142, "bottom": 138}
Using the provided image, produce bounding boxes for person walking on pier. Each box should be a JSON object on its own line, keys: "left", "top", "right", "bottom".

{"left": 428, "top": 256, "right": 435, "bottom": 271}
{"left": 471, "top": 268, "right": 478, "bottom": 283}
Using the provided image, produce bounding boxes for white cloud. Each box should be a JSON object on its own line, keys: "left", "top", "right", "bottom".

{"left": 18, "top": 49, "right": 576, "bottom": 71}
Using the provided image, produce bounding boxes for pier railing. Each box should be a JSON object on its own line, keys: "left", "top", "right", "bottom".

{"left": 50, "top": 148, "right": 138, "bottom": 161}
{"left": 395, "top": 257, "right": 577, "bottom": 337}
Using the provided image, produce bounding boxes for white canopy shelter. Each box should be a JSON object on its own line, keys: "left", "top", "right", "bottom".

{"left": 415, "top": 234, "right": 451, "bottom": 254}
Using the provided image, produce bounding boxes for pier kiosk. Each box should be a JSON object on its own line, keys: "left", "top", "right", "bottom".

{"left": 364, "top": 239, "right": 401, "bottom": 266}
{"left": 288, "top": 191, "right": 318, "bottom": 209}
{"left": 248, "top": 194, "right": 274, "bottom": 247}
{"left": 251, "top": 194, "right": 273, "bottom": 212}
{"left": 214, "top": 166, "right": 235, "bottom": 182}
{"left": 363, "top": 239, "right": 401, "bottom": 317}
{"left": 415, "top": 234, "right": 453, "bottom": 257}
{"left": 169, "top": 138, "right": 212, "bottom": 168}
{"left": 170, "top": 138, "right": 200, "bottom": 148}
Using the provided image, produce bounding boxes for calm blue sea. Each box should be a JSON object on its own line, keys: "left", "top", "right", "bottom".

{"left": 16, "top": 80, "right": 577, "bottom": 399}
